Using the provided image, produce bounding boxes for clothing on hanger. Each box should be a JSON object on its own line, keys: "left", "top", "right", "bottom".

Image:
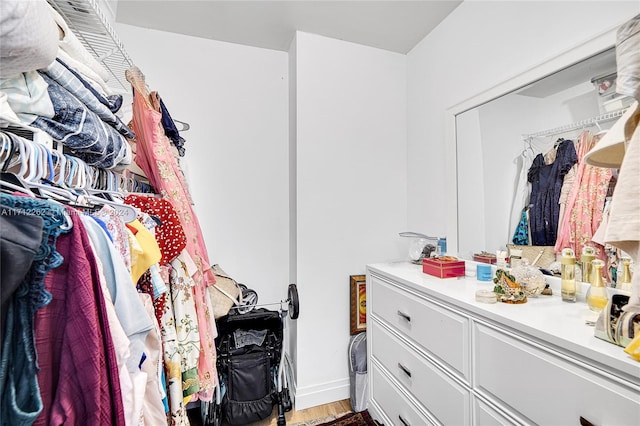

{"left": 528, "top": 138, "right": 578, "bottom": 246}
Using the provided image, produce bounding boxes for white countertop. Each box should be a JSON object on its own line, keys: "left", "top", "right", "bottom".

{"left": 368, "top": 261, "right": 640, "bottom": 386}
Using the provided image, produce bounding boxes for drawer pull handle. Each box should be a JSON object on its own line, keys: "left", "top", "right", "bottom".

{"left": 398, "top": 415, "right": 410, "bottom": 426}
{"left": 397, "top": 310, "right": 411, "bottom": 322}
{"left": 580, "top": 417, "right": 596, "bottom": 426}
{"left": 398, "top": 363, "right": 412, "bottom": 377}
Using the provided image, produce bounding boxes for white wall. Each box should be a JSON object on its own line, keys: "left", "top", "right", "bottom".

{"left": 116, "top": 24, "right": 290, "bottom": 306}
{"left": 407, "top": 0, "right": 639, "bottom": 247}
{"left": 114, "top": 0, "right": 640, "bottom": 412}
{"left": 116, "top": 24, "right": 407, "bottom": 410}
{"left": 293, "top": 31, "right": 407, "bottom": 409}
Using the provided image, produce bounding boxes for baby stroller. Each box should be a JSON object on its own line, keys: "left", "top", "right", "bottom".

{"left": 202, "top": 283, "right": 299, "bottom": 426}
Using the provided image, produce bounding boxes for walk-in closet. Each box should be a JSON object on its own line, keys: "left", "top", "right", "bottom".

{"left": 1, "top": 1, "right": 639, "bottom": 425}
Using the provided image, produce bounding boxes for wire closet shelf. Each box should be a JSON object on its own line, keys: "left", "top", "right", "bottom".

{"left": 47, "top": 0, "right": 134, "bottom": 94}
{"left": 522, "top": 107, "right": 630, "bottom": 141}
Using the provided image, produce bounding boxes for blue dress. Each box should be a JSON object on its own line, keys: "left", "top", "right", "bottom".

{"left": 528, "top": 139, "right": 577, "bottom": 246}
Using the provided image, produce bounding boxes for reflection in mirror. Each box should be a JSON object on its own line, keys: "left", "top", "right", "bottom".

{"left": 456, "top": 47, "right": 633, "bottom": 264}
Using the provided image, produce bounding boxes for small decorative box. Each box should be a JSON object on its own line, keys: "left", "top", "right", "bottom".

{"left": 422, "top": 256, "right": 466, "bottom": 279}
{"left": 473, "top": 252, "right": 497, "bottom": 264}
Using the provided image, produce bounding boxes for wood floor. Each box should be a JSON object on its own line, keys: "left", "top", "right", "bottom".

{"left": 188, "top": 398, "right": 352, "bottom": 426}
{"left": 243, "top": 399, "right": 352, "bottom": 426}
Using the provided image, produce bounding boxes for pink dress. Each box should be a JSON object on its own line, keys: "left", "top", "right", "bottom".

{"left": 555, "top": 131, "right": 612, "bottom": 262}
{"left": 126, "top": 67, "right": 218, "bottom": 400}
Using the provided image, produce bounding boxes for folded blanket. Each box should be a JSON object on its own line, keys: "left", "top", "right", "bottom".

{"left": 43, "top": 59, "right": 134, "bottom": 139}
{"left": 0, "top": 71, "right": 55, "bottom": 122}
{"left": 57, "top": 59, "right": 123, "bottom": 113}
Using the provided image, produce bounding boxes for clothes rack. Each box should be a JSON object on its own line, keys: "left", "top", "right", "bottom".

{"left": 46, "top": 0, "right": 192, "bottom": 131}
{"left": 46, "top": 0, "right": 134, "bottom": 94}
{"left": 1, "top": 128, "right": 155, "bottom": 195}
{"left": 522, "top": 107, "right": 630, "bottom": 141}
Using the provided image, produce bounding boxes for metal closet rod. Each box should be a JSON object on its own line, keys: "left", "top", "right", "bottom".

{"left": 522, "top": 107, "right": 630, "bottom": 140}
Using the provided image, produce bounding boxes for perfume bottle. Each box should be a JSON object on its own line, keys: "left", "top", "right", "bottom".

{"left": 561, "top": 248, "right": 577, "bottom": 303}
{"left": 586, "top": 259, "right": 609, "bottom": 312}
{"left": 618, "top": 257, "right": 633, "bottom": 293}
{"left": 580, "top": 246, "right": 596, "bottom": 294}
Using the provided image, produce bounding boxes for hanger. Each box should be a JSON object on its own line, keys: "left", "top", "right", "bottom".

{"left": 594, "top": 120, "right": 608, "bottom": 136}
{"left": 173, "top": 119, "right": 190, "bottom": 132}
{"left": 553, "top": 137, "right": 565, "bottom": 149}
{"left": 521, "top": 137, "right": 536, "bottom": 158}
{"left": 68, "top": 161, "right": 138, "bottom": 223}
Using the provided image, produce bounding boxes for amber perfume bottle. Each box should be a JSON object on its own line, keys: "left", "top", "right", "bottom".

{"left": 586, "top": 259, "right": 609, "bottom": 313}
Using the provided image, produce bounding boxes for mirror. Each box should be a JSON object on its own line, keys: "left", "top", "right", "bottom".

{"left": 455, "top": 46, "right": 632, "bottom": 261}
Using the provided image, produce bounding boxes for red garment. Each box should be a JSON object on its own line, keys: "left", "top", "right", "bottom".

{"left": 34, "top": 211, "right": 125, "bottom": 426}
{"left": 124, "top": 194, "right": 186, "bottom": 265}
{"left": 137, "top": 270, "right": 166, "bottom": 324}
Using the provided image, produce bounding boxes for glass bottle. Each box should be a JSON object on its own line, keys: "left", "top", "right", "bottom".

{"left": 617, "top": 257, "right": 633, "bottom": 293}
{"left": 561, "top": 248, "right": 577, "bottom": 302}
{"left": 510, "top": 249, "right": 523, "bottom": 269}
{"left": 580, "top": 246, "right": 596, "bottom": 294}
{"left": 586, "top": 259, "right": 609, "bottom": 312}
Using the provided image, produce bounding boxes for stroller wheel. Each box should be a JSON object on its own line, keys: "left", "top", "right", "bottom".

{"left": 282, "top": 389, "right": 293, "bottom": 412}
{"left": 288, "top": 284, "right": 299, "bottom": 319}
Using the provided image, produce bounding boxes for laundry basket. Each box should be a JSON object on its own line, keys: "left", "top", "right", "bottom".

{"left": 348, "top": 332, "right": 368, "bottom": 412}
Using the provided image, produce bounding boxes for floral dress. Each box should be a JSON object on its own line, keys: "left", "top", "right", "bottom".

{"left": 126, "top": 196, "right": 192, "bottom": 425}
{"left": 126, "top": 67, "right": 218, "bottom": 400}
{"left": 555, "top": 131, "right": 612, "bottom": 262}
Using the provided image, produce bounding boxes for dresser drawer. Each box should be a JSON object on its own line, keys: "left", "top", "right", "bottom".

{"left": 372, "top": 321, "right": 471, "bottom": 425}
{"left": 474, "top": 323, "right": 640, "bottom": 426}
{"left": 369, "top": 275, "right": 470, "bottom": 381}
{"left": 474, "top": 398, "right": 518, "bottom": 426}
{"left": 371, "top": 364, "right": 436, "bottom": 426}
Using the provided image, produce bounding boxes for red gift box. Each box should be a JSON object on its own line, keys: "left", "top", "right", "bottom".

{"left": 422, "top": 256, "right": 466, "bottom": 278}
{"left": 473, "top": 253, "right": 497, "bottom": 264}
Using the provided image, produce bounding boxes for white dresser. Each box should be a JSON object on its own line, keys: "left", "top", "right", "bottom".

{"left": 366, "top": 262, "right": 640, "bottom": 426}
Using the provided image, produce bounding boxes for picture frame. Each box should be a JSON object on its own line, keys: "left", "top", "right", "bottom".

{"left": 350, "top": 275, "right": 367, "bottom": 335}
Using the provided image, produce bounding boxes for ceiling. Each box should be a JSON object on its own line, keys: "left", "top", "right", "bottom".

{"left": 115, "top": 1, "right": 463, "bottom": 54}
{"left": 516, "top": 48, "right": 617, "bottom": 98}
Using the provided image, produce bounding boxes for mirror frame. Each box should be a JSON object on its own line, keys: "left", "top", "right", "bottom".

{"left": 444, "top": 27, "right": 619, "bottom": 258}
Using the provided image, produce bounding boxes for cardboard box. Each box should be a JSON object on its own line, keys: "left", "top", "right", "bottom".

{"left": 422, "top": 256, "right": 466, "bottom": 278}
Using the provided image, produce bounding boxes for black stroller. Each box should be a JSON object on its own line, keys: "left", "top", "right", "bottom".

{"left": 202, "top": 284, "right": 299, "bottom": 426}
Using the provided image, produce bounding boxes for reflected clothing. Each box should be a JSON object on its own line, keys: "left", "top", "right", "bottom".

{"left": 512, "top": 208, "right": 530, "bottom": 245}
{"left": 34, "top": 210, "right": 125, "bottom": 426}
{"left": 0, "top": 195, "right": 70, "bottom": 426}
{"left": 555, "top": 132, "right": 611, "bottom": 261}
{"left": 528, "top": 139, "right": 577, "bottom": 246}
